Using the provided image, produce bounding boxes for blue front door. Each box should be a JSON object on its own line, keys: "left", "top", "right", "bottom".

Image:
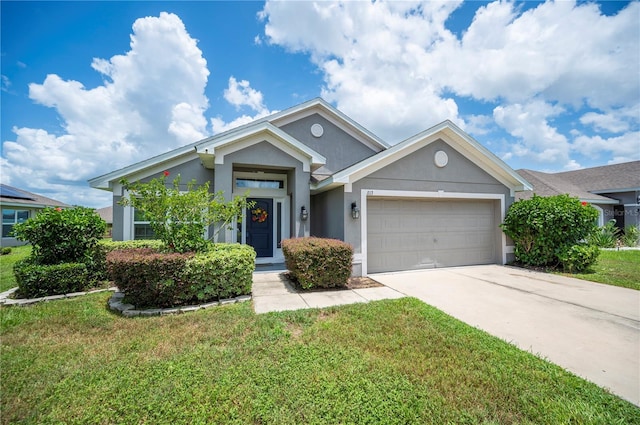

{"left": 247, "top": 198, "right": 273, "bottom": 258}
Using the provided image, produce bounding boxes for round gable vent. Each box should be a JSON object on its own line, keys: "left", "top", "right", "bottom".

{"left": 434, "top": 150, "right": 448, "bottom": 168}
{"left": 310, "top": 123, "right": 324, "bottom": 138}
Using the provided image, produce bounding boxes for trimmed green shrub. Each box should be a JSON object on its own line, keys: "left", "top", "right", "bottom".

{"left": 181, "top": 244, "right": 256, "bottom": 302}
{"left": 91, "top": 240, "right": 167, "bottom": 284}
{"left": 14, "top": 259, "right": 89, "bottom": 298}
{"left": 501, "top": 195, "right": 599, "bottom": 269}
{"left": 99, "top": 239, "right": 166, "bottom": 252}
{"left": 557, "top": 244, "right": 600, "bottom": 273}
{"left": 621, "top": 225, "right": 639, "bottom": 247}
{"left": 106, "top": 244, "right": 255, "bottom": 308}
{"left": 106, "top": 248, "right": 194, "bottom": 308}
{"left": 11, "top": 206, "right": 107, "bottom": 296}
{"left": 282, "top": 237, "right": 353, "bottom": 290}
{"left": 12, "top": 206, "right": 106, "bottom": 266}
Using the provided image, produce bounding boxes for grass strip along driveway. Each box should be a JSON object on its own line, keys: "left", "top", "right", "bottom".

{"left": 558, "top": 249, "right": 640, "bottom": 291}
{"left": 2, "top": 294, "right": 638, "bottom": 424}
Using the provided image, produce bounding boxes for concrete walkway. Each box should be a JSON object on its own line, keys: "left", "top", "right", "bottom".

{"left": 371, "top": 265, "right": 640, "bottom": 406}
{"left": 252, "top": 272, "right": 405, "bottom": 314}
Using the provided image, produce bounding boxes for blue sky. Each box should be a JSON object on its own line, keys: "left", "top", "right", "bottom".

{"left": 1, "top": 1, "right": 638, "bottom": 208}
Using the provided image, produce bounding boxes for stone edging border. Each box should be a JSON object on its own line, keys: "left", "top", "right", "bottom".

{"left": 0, "top": 287, "right": 117, "bottom": 306}
{"left": 108, "top": 292, "right": 252, "bottom": 317}
{"left": 0, "top": 286, "right": 252, "bottom": 316}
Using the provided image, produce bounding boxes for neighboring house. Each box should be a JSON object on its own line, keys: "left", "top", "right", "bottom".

{"left": 517, "top": 161, "right": 640, "bottom": 229}
{"left": 96, "top": 206, "right": 113, "bottom": 237}
{"left": 90, "top": 98, "right": 531, "bottom": 276}
{"left": 0, "top": 184, "right": 69, "bottom": 247}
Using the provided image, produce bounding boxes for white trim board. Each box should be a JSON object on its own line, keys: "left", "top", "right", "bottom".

{"left": 313, "top": 121, "right": 532, "bottom": 196}
{"left": 269, "top": 98, "right": 389, "bottom": 152}
{"left": 359, "top": 189, "right": 507, "bottom": 276}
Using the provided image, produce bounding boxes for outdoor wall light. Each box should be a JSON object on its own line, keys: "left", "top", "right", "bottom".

{"left": 351, "top": 202, "right": 360, "bottom": 219}
{"left": 300, "top": 206, "right": 308, "bottom": 221}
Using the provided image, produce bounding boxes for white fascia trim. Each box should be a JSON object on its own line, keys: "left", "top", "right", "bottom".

{"left": 197, "top": 122, "right": 326, "bottom": 171}
{"left": 580, "top": 198, "right": 620, "bottom": 205}
{"left": 112, "top": 152, "right": 201, "bottom": 195}
{"left": 590, "top": 187, "right": 640, "bottom": 194}
{"left": 591, "top": 205, "right": 605, "bottom": 227}
{"left": 0, "top": 202, "right": 58, "bottom": 210}
{"left": 314, "top": 121, "right": 531, "bottom": 194}
{"left": 88, "top": 145, "right": 196, "bottom": 190}
{"left": 269, "top": 98, "right": 390, "bottom": 151}
{"left": 439, "top": 123, "right": 532, "bottom": 191}
{"left": 359, "top": 189, "right": 507, "bottom": 276}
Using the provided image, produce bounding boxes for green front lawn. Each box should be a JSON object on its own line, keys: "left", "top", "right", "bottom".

{"left": 559, "top": 249, "right": 640, "bottom": 290}
{"left": 0, "top": 245, "right": 30, "bottom": 292}
{"left": 2, "top": 295, "right": 637, "bottom": 424}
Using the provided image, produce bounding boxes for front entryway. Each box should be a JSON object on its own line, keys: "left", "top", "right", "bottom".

{"left": 233, "top": 171, "right": 290, "bottom": 263}
{"left": 247, "top": 198, "right": 273, "bottom": 258}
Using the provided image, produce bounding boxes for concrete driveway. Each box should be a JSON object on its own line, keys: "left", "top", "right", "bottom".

{"left": 371, "top": 265, "right": 640, "bottom": 406}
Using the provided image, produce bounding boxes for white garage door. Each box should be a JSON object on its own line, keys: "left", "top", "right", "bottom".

{"left": 367, "top": 198, "right": 497, "bottom": 273}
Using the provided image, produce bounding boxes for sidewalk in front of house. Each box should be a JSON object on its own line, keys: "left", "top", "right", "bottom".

{"left": 252, "top": 272, "right": 406, "bottom": 314}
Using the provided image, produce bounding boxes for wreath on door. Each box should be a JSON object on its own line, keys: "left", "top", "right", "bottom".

{"left": 251, "top": 207, "right": 268, "bottom": 223}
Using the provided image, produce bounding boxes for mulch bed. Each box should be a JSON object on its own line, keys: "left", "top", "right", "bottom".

{"left": 346, "top": 276, "right": 384, "bottom": 289}
{"left": 284, "top": 273, "right": 384, "bottom": 292}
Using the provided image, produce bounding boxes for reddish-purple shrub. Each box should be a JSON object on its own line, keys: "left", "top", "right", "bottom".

{"left": 106, "top": 248, "right": 194, "bottom": 308}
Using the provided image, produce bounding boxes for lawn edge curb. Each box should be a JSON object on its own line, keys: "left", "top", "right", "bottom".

{"left": 107, "top": 292, "right": 252, "bottom": 317}
{"left": 0, "top": 287, "right": 117, "bottom": 306}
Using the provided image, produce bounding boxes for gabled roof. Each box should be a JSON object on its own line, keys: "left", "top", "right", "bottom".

{"left": 312, "top": 120, "right": 532, "bottom": 194}
{"left": 554, "top": 160, "right": 640, "bottom": 193}
{"left": 89, "top": 144, "right": 197, "bottom": 190}
{"left": 195, "top": 121, "right": 326, "bottom": 172}
{"left": 515, "top": 170, "right": 618, "bottom": 204}
{"left": 89, "top": 98, "right": 380, "bottom": 190}
{"left": 268, "top": 98, "right": 389, "bottom": 152}
{"left": 0, "top": 184, "right": 69, "bottom": 208}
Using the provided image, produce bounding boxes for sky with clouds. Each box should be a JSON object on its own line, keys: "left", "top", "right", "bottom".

{"left": 1, "top": 1, "right": 638, "bottom": 208}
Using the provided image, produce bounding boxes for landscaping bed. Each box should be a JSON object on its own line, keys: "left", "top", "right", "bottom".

{"left": 286, "top": 273, "right": 384, "bottom": 292}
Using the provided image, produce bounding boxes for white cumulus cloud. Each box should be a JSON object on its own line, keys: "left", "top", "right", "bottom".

{"left": 261, "top": 0, "right": 464, "bottom": 142}
{"left": 572, "top": 132, "right": 640, "bottom": 164}
{"left": 493, "top": 100, "right": 573, "bottom": 168}
{"left": 2, "top": 12, "right": 211, "bottom": 207}
{"left": 260, "top": 0, "right": 640, "bottom": 168}
{"left": 224, "top": 76, "right": 268, "bottom": 114}
{"left": 211, "top": 77, "right": 275, "bottom": 134}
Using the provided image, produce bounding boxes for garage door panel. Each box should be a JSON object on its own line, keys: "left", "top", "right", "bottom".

{"left": 367, "top": 198, "right": 497, "bottom": 273}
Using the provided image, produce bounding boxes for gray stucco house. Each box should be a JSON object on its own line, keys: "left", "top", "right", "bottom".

{"left": 1, "top": 184, "right": 69, "bottom": 247}
{"left": 517, "top": 161, "right": 640, "bottom": 231}
{"left": 89, "top": 98, "right": 532, "bottom": 275}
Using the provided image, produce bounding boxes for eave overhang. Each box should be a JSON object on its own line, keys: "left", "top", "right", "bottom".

{"left": 311, "top": 120, "right": 532, "bottom": 196}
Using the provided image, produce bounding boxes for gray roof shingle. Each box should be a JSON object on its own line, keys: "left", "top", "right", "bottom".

{"left": 0, "top": 184, "right": 69, "bottom": 208}
{"left": 515, "top": 170, "right": 616, "bottom": 203}
{"left": 554, "top": 160, "right": 640, "bottom": 192}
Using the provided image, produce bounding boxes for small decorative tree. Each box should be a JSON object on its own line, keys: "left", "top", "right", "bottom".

{"left": 119, "top": 172, "right": 252, "bottom": 253}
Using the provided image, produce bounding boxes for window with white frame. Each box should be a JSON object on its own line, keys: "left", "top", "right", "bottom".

{"left": 2, "top": 209, "right": 29, "bottom": 237}
{"left": 133, "top": 208, "right": 155, "bottom": 240}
